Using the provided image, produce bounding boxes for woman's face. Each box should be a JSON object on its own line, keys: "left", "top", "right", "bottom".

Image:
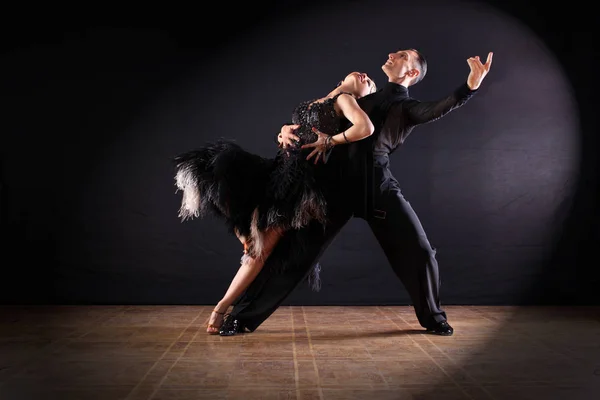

{"left": 342, "top": 72, "right": 376, "bottom": 98}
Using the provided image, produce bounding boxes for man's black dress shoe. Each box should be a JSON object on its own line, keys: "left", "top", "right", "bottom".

{"left": 219, "top": 314, "right": 246, "bottom": 336}
{"left": 426, "top": 320, "right": 454, "bottom": 336}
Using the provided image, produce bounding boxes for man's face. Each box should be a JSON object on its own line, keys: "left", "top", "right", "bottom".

{"left": 381, "top": 50, "right": 419, "bottom": 80}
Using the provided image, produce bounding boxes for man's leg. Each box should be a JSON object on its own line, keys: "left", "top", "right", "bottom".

{"left": 367, "top": 181, "right": 449, "bottom": 332}
{"left": 224, "top": 211, "right": 351, "bottom": 333}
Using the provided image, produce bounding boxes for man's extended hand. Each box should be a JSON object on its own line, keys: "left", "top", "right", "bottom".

{"left": 277, "top": 124, "right": 301, "bottom": 149}
{"left": 466, "top": 52, "right": 493, "bottom": 90}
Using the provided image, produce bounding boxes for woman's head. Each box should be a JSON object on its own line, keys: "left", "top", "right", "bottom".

{"left": 337, "top": 72, "right": 377, "bottom": 98}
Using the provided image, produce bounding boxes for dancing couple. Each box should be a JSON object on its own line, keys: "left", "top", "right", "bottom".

{"left": 173, "top": 48, "right": 493, "bottom": 336}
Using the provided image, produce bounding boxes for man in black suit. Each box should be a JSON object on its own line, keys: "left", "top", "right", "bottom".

{"left": 220, "top": 49, "right": 493, "bottom": 336}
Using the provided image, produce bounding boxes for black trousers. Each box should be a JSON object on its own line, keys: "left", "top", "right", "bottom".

{"left": 230, "top": 163, "right": 447, "bottom": 331}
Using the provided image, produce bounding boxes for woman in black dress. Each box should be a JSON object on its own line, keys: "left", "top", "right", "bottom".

{"left": 173, "top": 71, "right": 377, "bottom": 333}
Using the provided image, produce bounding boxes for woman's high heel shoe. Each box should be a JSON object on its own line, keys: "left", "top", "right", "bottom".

{"left": 207, "top": 309, "right": 225, "bottom": 334}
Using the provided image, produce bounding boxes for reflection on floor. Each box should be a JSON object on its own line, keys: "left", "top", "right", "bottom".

{"left": 0, "top": 305, "right": 598, "bottom": 399}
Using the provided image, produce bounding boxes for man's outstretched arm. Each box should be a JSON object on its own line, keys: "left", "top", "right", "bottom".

{"left": 405, "top": 52, "right": 493, "bottom": 126}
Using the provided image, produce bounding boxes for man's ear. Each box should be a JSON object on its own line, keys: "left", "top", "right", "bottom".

{"left": 408, "top": 69, "right": 419, "bottom": 78}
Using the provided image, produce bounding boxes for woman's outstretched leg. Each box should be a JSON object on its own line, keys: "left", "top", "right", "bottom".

{"left": 206, "top": 227, "right": 283, "bottom": 334}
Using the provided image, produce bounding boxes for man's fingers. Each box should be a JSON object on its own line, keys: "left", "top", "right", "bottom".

{"left": 284, "top": 124, "right": 301, "bottom": 133}
{"left": 301, "top": 142, "right": 315, "bottom": 149}
{"left": 280, "top": 132, "right": 300, "bottom": 142}
{"left": 468, "top": 56, "right": 486, "bottom": 64}
{"left": 486, "top": 52, "right": 493, "bottom": 68}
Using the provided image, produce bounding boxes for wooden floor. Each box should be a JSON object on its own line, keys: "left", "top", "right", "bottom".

{"left": 0, "top": 305, "right": 598, "bottom": 400}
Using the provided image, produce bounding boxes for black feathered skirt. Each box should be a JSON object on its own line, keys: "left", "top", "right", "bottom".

{"left": 173, "top": 139, "right": 328, "bottom": 287}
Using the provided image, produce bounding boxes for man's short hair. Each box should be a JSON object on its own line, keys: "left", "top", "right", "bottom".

{"left": 410, "top": 49, "right": 427, "bottom": 85}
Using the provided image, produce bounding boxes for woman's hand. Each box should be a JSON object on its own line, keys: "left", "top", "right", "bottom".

{"left": 301, "top": 127, "right": 331, "bottom": 165}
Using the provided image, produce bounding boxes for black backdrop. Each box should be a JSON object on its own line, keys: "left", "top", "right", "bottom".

{"left": 0, "top": 0, "right": 598, "bottom": 306}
